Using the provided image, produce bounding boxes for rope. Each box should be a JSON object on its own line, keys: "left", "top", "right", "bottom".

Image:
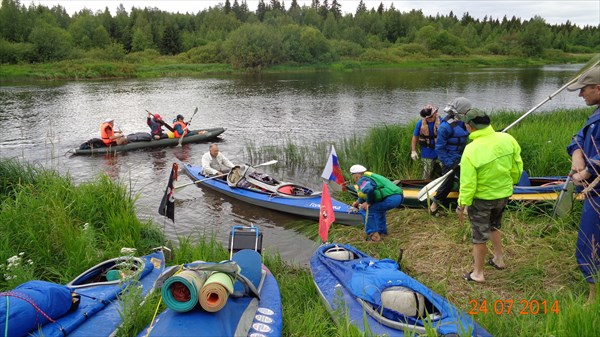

{"left": 4, "top": 296, "right": 8, "bottom": 337}
{"left": 143, "top": 295, "right": 163, "bottom": 337}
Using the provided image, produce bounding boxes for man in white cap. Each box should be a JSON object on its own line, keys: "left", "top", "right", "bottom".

{"left": 350, "top": 164, "right": 403, "bottom": 242}
{"left": 100, "top": 118, "right": 127, "bottom": 145}
{"left": 565, "top": 64, "right": 600, "bottom": 304}
{"left": 430, "top": 97, "right": 471, "bottom": 215}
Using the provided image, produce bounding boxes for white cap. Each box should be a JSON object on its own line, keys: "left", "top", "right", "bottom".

{"left": 350, "top": 164, "right": 367, "bottom": 174}
{"left": 104, "top": 118, "right": 114, "bottom": 123}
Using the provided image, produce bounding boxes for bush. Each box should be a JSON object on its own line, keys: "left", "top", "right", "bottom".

{"left": 123, "top": 49, "right": 161, "bottom": 64}
{"left": 329, "top": 39, "right": 363, "bottom": 58}
{"left": 0, "top": 39, "right": 34, "bottom": 63}
{"left": 183, "top": 41, "right": 226, "bottom": 64}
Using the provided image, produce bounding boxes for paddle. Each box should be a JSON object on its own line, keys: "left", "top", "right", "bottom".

{"left": 417, "top": 169, "right": 454, "bottom": 201}
{"left": 551, "top": 172, "right": 576, "bottom": 218}
{"left": 146, "top": 110, "right": 175, "bottom": 132}
{"left": 175, "top": 160, "right": 278, "bottom": 189}
{"left": 178, "top": 107, "right": 199, "bottom": 147}
{"left": 417, "top": 56, "right": 600, "bottom": 201}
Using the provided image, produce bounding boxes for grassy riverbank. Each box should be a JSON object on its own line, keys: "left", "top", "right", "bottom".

{"left": 0, "top": 53, "right": 592, "bottom": 82}
{"left": 245, "top": 108, "right": 591, "bottom": 181}
{"left": 1, "top": 105, "right": 598, "bottom": 337}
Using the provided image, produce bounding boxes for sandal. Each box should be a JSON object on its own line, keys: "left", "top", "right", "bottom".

{"left": 487, "top": 258, "right": 506, "bottom": 270}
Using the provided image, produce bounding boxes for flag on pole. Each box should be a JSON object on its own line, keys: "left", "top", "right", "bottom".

{"left": 158, "top": 163, "right": 178, "bottom": 222}
{"left": 321, "top": 145, "right": 345, "bottom": 190}
{"left": 318, "top": 182, "right": 335, "bottom": 243}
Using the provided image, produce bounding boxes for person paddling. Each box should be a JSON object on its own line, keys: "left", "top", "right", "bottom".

{"left": 100, "top": 118, "right": 127, "bottom": 145}
{"left": 172, "top": 114, "right": 188, "bottom": 138}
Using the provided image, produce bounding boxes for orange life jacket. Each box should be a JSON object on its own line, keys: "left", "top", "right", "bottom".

{"left": 173, "top": 121, "right": 187, "bottom": 138}
{"left": 100, "top": 123, "right": 115, "bottom": 145}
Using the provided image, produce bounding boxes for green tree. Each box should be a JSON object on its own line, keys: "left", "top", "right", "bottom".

{"left": 225, "top": 23, "right": 283, "bottom": 68}
{"left": 29, "top": 22, "right": 73, "bottom": 61}
{"left": 160, "top": 20, "right": 182, "bottom": 55}
{"left": 0, "top": 0, "right": 25, "bottom": 42}
{"left": 92, "top": 25, "right": 110, "bottom": 48}
{"left": 520, "top": 16, "right": 550, "bottom": 57}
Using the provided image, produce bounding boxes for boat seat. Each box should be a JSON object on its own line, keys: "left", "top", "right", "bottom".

{"left": 517, "top": 171, "right": 531, "bottom": 186}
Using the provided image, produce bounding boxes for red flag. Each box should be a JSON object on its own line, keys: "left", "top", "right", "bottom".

{"left": 319, "top": 182, "right": 335, "bottom": 243}
{"left": 158, "top": 163, "right": 178, "bottom": 222}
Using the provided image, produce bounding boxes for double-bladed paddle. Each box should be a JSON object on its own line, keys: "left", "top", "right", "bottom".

{"left": 175, "top": 159, "right": 278, "bottom": 189}
{"left": 178, "top": 107, "right": 199, "bottom": 147}
{"left": 417, "top": 55, "right": 600, "bottom": 202}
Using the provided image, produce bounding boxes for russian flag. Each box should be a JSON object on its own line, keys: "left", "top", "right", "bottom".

{"left": 321, "top": 145, "right": 345, "bottom": 189}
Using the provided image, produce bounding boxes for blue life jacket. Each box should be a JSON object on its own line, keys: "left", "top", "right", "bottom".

{"left": 443, "top": 115, "right": 469, "bottom": 153}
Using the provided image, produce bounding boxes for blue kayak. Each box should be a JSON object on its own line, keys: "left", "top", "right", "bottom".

{"left": 183, "top": 163, "right": 363, "bottom": 226}
{"left": 310, "top": 244, "right": 492, "bottom": 337}
{"left": 1, "top": 250, "right": 166, "bottom": 337}
{"left": 137, "top": 249, "right": 282, "bottom": 337}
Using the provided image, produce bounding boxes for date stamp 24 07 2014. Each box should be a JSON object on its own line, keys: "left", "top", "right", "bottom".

{"left": 468, "top": 299, "right": 559, "bottom": 315}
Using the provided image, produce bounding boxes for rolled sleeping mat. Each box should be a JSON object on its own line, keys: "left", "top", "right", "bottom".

{"left": 199, "top": 272, "right": 235, "bottom": 312}
{"left": 161, "top": 270, "right": 209, "bottom": 312}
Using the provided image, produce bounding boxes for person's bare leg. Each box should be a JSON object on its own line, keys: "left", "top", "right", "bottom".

{"left": 468, "top": 243, "right": 487, "bottom": 282}
{"left": 489, "top": 229, "right": 505, "bottom": 268}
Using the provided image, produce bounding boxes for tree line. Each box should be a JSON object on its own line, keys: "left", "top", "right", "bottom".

{"left": 0, "top": 0, "right": 598, "bottom": 68}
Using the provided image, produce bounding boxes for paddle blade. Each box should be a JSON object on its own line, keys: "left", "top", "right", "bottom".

{"left": 417, "top": 169, "right": 453, "bottom": 201}
{"left": 254, "top": 160, "right": 278, "bottom": 167}
{"left": 552, "top": 178, "right": 575, "bottom": 218}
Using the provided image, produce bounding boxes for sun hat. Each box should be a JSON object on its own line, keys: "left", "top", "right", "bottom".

{"left": 350, "top": 164, "right": 367, "bottom": 174}
{"left": 461, "top": 109, "right": 491, "bottom": 129}
{"left": 420, "top": 104, "right": 438, "bottom": 118}
{"left": 104, "top": 118, "right": 114, "bottom": 123}
{"left": 567, "top": 65, "right": 600, "bottom": 91}
{"left": 153, "top": 114, "right": 162, "bottom": 120}
{"left": 443, "top": 97, "right": 472, "bottom": 116}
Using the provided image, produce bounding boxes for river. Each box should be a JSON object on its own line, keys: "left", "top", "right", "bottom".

{"left": 0, "top": 64, "right": 587, "bottom": 266}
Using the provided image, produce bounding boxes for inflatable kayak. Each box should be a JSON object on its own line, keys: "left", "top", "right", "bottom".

{"left": 183, "top": 163, "right": 363, "bottom": 226}
{"left": 72, "top": 128, "right": 225, "bottom": 155}
{"left": 137, "top": 249, "right": 282, "bottom": 337}
{"left": 1, "top": 250, "right": 166, "bottom": 337}
{"left": 310, "top": 244, "right": 492, "bottom": 336}
{"left": 346, "top": 173, "right": 582, "bottom": 208}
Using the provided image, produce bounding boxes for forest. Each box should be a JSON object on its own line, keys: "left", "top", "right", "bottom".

{"left": 0, "top": 0, "right": 599, "bottom": 69}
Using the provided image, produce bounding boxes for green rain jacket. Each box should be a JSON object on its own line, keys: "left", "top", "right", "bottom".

{"left": 458, "top": 125, "right": 523, "bottom": 206}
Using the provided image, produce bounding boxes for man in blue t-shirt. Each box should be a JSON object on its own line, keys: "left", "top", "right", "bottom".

{"left": 411, "top": 104, "right": 441, "bottom": 179}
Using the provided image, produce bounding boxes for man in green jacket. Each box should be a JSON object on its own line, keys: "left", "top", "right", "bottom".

{"left": 457, "top": 110, "right": 523, "bottom": 283}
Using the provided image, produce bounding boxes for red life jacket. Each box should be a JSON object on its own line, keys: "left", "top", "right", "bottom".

{"left": 173, "top": 121, "right": 187, "bottom": 138}
{"left": 100, "top": 122, "right": 115, "bottom": 145}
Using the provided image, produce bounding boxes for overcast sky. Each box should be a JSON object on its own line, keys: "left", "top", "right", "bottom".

{"left": 33, "top": 1, "right": 600, "bottom": 27}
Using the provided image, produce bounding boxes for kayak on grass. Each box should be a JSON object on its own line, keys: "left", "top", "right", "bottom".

{"left": 183, "top": 163, "right": 363, "bottom": 226}
{"left": 138, "top": 239, "right": 282, "bottom": 337}
{"left": 1, "top": 250, "right": 166, "bottom": 337}
{"left": 310, "top": 243, "right": 492, "bottom": 337}
{"left": 72, "top": 127, "right": 225, "bottom": 155}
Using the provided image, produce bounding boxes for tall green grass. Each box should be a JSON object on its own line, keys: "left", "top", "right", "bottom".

{"left": 0, "top": 158, "right": 164, "bottom": 289}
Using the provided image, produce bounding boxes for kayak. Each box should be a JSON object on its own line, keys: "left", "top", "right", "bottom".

{"left": 137, "top": 249, "right": 282, "bottom": 337}
{"left": 183, "top": 163, "right": 363, "bottom": 226}
{"left": 347, "top": 174, "right": 579, "bottom": 208}
{"left": 1, "top": 250, "right": 166, "bottom": 337}
{"left": 72, "top": 128, "right": 225, "bottom": 155}
{"left": 310, "top": 244, "right": 492, "bottom": 337}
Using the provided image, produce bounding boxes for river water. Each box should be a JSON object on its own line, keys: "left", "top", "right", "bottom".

{"left": 0, "top": 64, "right": 587, "bottom": 266}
